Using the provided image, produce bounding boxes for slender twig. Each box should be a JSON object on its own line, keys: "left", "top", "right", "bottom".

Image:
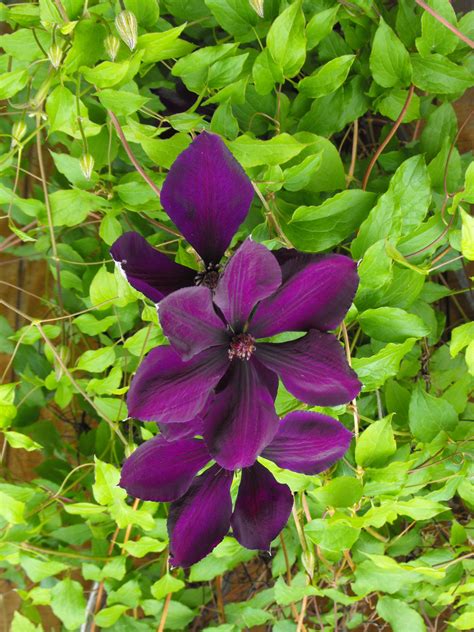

{"left": 297, "top": 595, "right": 308, "bottom": 632}
{"left": 341, "top": 322, "right": 360, "bottom": 439}
{"left": 54, "top": 0, "right": 69, "bottom": 21}
{"left": 157, "top": 593, "right": 172, "bottom": 632}
{"left": 215, "top": 575, "right": 226, "bottom": 623}
{"left": 362, "top": 85, "right": 415, "bottom": 190}
{"left": 347, "top": 119, "right": 358, "bottom": 186}
{"left": 415, "top": 0, "right": 474, "bottom": 48}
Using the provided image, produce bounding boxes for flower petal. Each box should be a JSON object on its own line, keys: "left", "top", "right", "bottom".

{"left": 128, "top": 346, "right": 229, "bottom": 423}
{"left": 168, "top": 464, "right": 233, "bottom": 567}
{"left": 231, "top": 462, "right": 293, "bottom": 550}
{"left": 214, "top": 239, "right": 281, "bottom": 331}
{"left": 110, "top": 232, "right": 195, "bottom": 303}
{"left": 262, "top": 410, "right": 352, "bottom": 474}
{"left": 160, "top": 132, "right": 254, "bottom": 264}
{"left": 158, "top": 286, "right": 228, "bottom": 360}
{"left": 250, "top": 253, "right": 359, "bottom": 337}
{"left": 120, "top": 436, "right": 210, "bottom": 502}
{"left": 203, "top": 359, "right": 279, "bottom": 470}
{"left": 255, "top": 330, "right": 361, "bottom": 406}
{"left": 159, "top": 416, "right": 203, "bottom": 441}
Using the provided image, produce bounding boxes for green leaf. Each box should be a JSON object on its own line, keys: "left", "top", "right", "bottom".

{"left": 352, "top": 338, "right": 416, "bottom": 391}
{"left": 358, "top": 307, "right": 430, "bottom": 342}
{"left": 283, "top": 153, "right": 322, "bottom": 192}
{"left": 408, "top": 383, "right": 458, "bottom": 442}
{"left": 420, "top": 102, "right": 457, "bottom": 161}
{"left": 63, "top": 502, "right": 107, "bottom": 516}
{"left": 377, "top": 596, "right": 427, "bottom": 632}
{"left": 411, "top": 53, "right": 473, "bottom": 94}
{"left": 299, "top": 55, "right": 355, "bottom": 98}
{"left": 151, "top": 574, "right": 185, "bottom": 600}
{"left": 141, "top": 133, "right": 191, "bottom": 169}
{"left": 208, "top": 53, "right": 249, "bottom": 89}
{"left": 376, "top": 88, "right": 421, "bottom": 123}
{"left": 0, "top": 490, "right": 25, "bottom": 523}
{"left": 10, "top": 612, "right": 42, "bottom": 632}
{"left": 21, "top": 555, "right": 68, "bottom": 582}
{"left": 76, "top": 347, "right": 116, "bottom": 373}
{"left": 370, "top": 19, "right": 412, "bottom": 88}
{"left": 313, "top": 476, "right": 363, "bottom": 508}
{"left": 3, "top": 431, "right": 42, "bottom": 452}
{"left": 89, "top": 266, "right": 118, "bottom": 309}
{"left": 451, "top": 612, "right": 474, "bottom": 630}
{"left": 137, "top": 25, "right": 190, "bottom": 63}
{"left": 122, "top": 536, "right": 167, "bottom": 558}
{"left": 97, "top": 89, "right": 149, "bottom": 117}
{"left": 252, "top": 48, "right": 284, "bottom": 95}
{"left": 0, "top": 69, "right": 28, "bottom": 99}
{"left": 288, "top": 190, "right": 376, "bottom": 252}
{"left": 228, "top": 134, "right": 306, "bottom": 168}
{"left": 306, "top": 6, "right": 340, "bottom": 50}
{"left": 450, "top": 322, "right": 474, "bottom": 357}
{"left": 460, "top": 208, "right": 474, "bottom": 260}
{"left": 51, "top": 579, "right": 86, "bottom": 630}
{"left": 205, "top": 0, "right": 259, "bottom": 39}
{"left": 305, "top": 519, "right": 360, "bottom": 555}
{"left": 416, "top": 0, "right": 458, "bottom": 57}
{"left": 124, "top": 0, "right": 159, "bottom": 27}
{"left": 172, "top": 43, "right": 237, "bottom": 93}
{"left": 73, "top": 314, "right": 116, "bottom": 335}
{"left": 92, "top": 457, "right": 122, "bottom": 505}
{"left": 355, "top": 416, "right": 397, "bottom": 467}
{"left": 49, "top": 189, "right": 109, "bottom": 227}
{"left": 94, "top": 605, "right": 128, "bottom": 628}
{"left": 267, "top": 0, "right": 306, "bottom": 78}
{"left": 81, "top": 52, "right": 143, "bottom": 88}
{"left": 352, "top": 156, "right": 431, "bottom": 257}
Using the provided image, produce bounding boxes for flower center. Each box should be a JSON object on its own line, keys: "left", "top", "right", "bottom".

{"left": 195, "top": 263, "right": 220, "bottom": 290}
{"left": 228, "top": 333, "right": 256, "bottom": 361}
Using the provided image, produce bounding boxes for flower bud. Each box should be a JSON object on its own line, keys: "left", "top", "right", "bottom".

{"left": 115, "top": 10, "right": 138, "bottom": 51}
{"left": 11, "top": 120, "right": 27, "bottom": 148}
{"left": 47, "top": 43, "right": 63, "bottom": 69}
{"left": 80, "top": 153, "right": 95, "bottom": 180}
{"left": 104, "top": 34, "right": 120, "bottom": 61}
{"left": 249, "top": 0, "right": 264, "bottom": 18}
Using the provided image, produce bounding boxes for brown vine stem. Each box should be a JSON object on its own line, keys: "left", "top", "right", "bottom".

{"left": 157, "top": 593, "right": 172, "bottom": 632}
{"left": 415, "top": 0, "right": 474, "bottom": 49}
{"left": 215, "top": 575, "right": 226, "bottom": 623}
{"left": 347, "top": 119, "right": 358, "bottom": 187}
{"left": 107, "top": 111, "right": 181, "bottom": 239}
{"left": 279, "top": 533, "right": 308, "bottom": 631}
{"left": 36, "top": 117, "right": 64, "bottom": 314}
{"left": 362, "top": 85, "right": 415, "bottom": 191}
{"left": 54, "top": 0, "right": 69, "bottom": 22}
{"left": 340, "top": 322, "right": 360, "bottom": 440}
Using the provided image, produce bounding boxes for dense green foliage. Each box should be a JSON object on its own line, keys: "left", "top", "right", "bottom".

{"left": 0, "top": 0, "right": 473, "bottom": 630}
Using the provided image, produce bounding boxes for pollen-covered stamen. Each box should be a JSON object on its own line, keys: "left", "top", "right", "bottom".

{"left": 194, "top": 262, "right": 220, "bottom": 290}
{"left": 228, "top": 333, "right": 256, "bottom": 361}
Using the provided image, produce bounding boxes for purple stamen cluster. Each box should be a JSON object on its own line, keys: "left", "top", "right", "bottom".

{"left": 111, "top": 132, "right": 361, "bottom": 567}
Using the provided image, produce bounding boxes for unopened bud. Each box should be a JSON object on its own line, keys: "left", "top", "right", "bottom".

{"left": 80, "top": 153, "right": 94, "bottom": 180}
{"left": 48, "top": 44, "right": 63, "bottom": 69}
{"left": 249, "top": 0, "right": 264, "bottom": 18}
{"left": 11, "top": 120, "right": 27, "bottom": 148}
{"left": 115, "top": 10, "right": 137, "bottom": 51}
{"left": 105, "top": 34, "right": 120, "bottom": 61}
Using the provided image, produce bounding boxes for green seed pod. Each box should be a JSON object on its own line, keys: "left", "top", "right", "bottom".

{"left": 80, "top": 153, "right": 95, "bottom": 180}
{"left": 249, "top": 0, "right": 264, "bottom": 18}
{"left": 104, "top": 34, "right": 120, "bottom": 61}
{"left": 115, "top": 10, "right": 138, "bottom": 51}
{"left": 11, "top": 120, "right": 27, "bottom": 148}
{"left": 47, "top": 43, "right": 63, "bottom": 69}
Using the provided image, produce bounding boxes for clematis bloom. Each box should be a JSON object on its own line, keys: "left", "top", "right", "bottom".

{"left": 110, "top": 132, "right": 254, "bottom": 301}
{"left": 120, "top": 410, "right": 352, "bottom": 567}
{"left": 127, "top": 239, "right": 361, "bottom": 470}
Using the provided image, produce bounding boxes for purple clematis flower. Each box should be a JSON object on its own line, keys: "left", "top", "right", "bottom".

{"left": 110, "top": 132, "right": 254, "bottom": 302}
{"left": 120, "top": 410, "right": 352, "bottom": 567}
{"left": 127, "top": 239, "right": 361, "bottom": 470}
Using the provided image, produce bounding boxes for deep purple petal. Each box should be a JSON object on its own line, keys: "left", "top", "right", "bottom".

{"left": 231, "top": 462, "right": 293, "bottom": 551}
{"left": 110, "top": 232, "right": 195, "bottom": 303}
{"left": 168, "top": 464, "right": 233, "bottom": 567}
{"left": 214, "top": 240, "right": 281, "bottom": 331}
{"left": 255, "top": 330, "right": 361, "bottom": 407}
{"left": 127, "top": 346, "right": 229, "bottom": 423}
{"left": 159, "top": 416, "right": 203, "bottom": 441}
{"left": 262, "top": 411, "right": 353, "bottom": 474}
{"left": 158, "top": 287, "right": 228, "bottom": 360}
{"left": 119, "top": 436, "right": 210, "bottom": 502}
{"left": 203, "top": 359, "right": 279, "bottom": 470}
{"left": 250, "top": 253, "right": 359, "bottom": 338}
{"left": 161, "top": 132, "right": 254, "bottom": 264}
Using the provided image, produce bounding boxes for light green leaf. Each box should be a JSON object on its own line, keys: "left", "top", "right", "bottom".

{"left": 377, "top": 596, "right": 427, "bottom": 632}
{"left": 73, "top": 314, "right": 116, "bottom": 335}
{"left": 450, "top": 322, "right": 474, "bottom": 357}
{"left": 122, "top": 536, "right": 167, "bottom": 558}
{"left": 358, "top": 307, "right": 430, "bottom": 342}
{"left": 63, "top": 502, "right": 107, "bottom": 516}
{"left": 89, "top": 266, "right": 118, "bottom": 309}
{"left": 151, "top": 574, "right": 185, "bottom": 600}
{"left": 51, "top": 579, "right": 86, "bottom": 630}
{"left": 370, "top": 19, "right": 412, "bottom": 88}
{"left": 94, "top": 605, "right": 128, "bottom": 628}
{"left": 313, "top": 477, "right": 363, "bottom": 508}
{"left": 252, "top": 48, "right": 284, "bottom": 95}
{"left": 306, "top": 6, "right": 340, "bottom": 50}
{"left": 267, "top": 0, "right": 306, "bottom": 78}
{"left": 76, "top": 347, "right": 116, "bottom": 373}
{"left": 97, "top": 89, "right": 149, "bottom": 116}
{"left": 299, "top": 55, "right": 355, "bottom": 98}
{"left": 416, "top": 0, "right": 458, "bottom": 57}
{"left": 10, "top": 612, "right": 42, "bottom": 632}
{"left": 408, "top": 383, "right": 458, "bottom": 442}
{"left": 451, "top": 612, "right": 474, "bottom": 630}
{"left": 137, "top": 25, "right": 191, "bottom": 63}
{"left": 0, "top": 490, "right": 25, "bottom": 523}
{"left": 283, "top": 153, "right": 322, "bottom": 192}
{"left": 460, "top": 208, "right": 474, "bottom": 260}
{"left": 0, "top": 69, "right": 28, "bottom": 99}
{"left": 3, "top": 431, "right": 42, "bottom": 452}
{"left": 355, "top": 416, "right": 397, "bottom": 467}
{"left": 411, "top": 53, "right": 473, "bottom": 94}
{"left": 228, "top": 134, "right": 306, "bottom": 168}
{"left": 124, "top": 0, "right": 159, "bottom": 27}
{"left": 305, "top": 519, "right": 360, "bottom": 555}
{"left": 353, "top": 338, "right": 415, "bottom": 391}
